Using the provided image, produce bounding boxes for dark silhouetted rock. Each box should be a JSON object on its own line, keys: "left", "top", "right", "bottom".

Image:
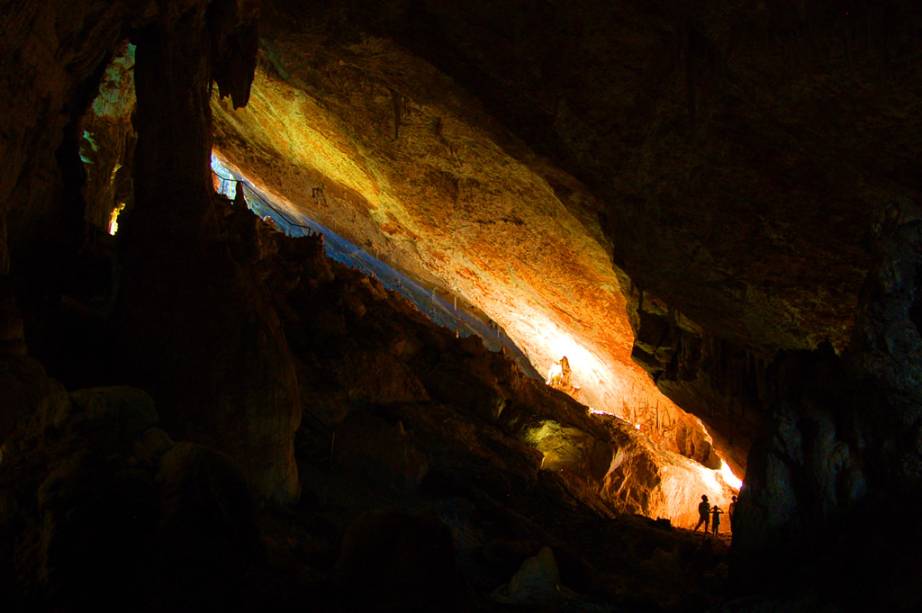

{"left": 336, "top": 510, "right": 459, "bottom": 611}
{"left": 155, "top": 442, "right": 260, "bottom": 609}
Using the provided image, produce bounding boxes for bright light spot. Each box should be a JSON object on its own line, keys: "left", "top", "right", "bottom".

{"left": 588, "top": 407, "right": 607, "bottom": 415}
{"left": 211, "top": 152, "right": 238, "bottom": 199}
{"left": 546, "top": 362, "right": 563, "bottom": 385}
{"left": 691, "top": 462, "right": 721, "bottom": 492}
{"left": 507, "top": 307, "right": 625, "bottom": 412}
{"left": 108, "top": 202, "right": 125, "bottom": 236}
{"left": 718, "top": 460, "right": 743, "bottom": 490}
{"left": 634, "top": 423, "right": 641, "bottom": 430}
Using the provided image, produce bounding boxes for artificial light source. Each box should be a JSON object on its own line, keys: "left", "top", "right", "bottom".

{"left": 546, "top": 362, "right": 563, "bottom": 385}
{"left": 718, "top": 460, "right": 743, "bottom": 490}
{"left": 108, "top": 202, "right": 125, "bottom": 236}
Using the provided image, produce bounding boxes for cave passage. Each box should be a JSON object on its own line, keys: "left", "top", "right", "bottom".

{"left": 207, "top": 151, "right": 743, "bottom": 524}
{"left": 7, "top": 2, "right": 922, "bottom": 610}
{"left": 72, "top": 37, "right": 744, "bottom": 529}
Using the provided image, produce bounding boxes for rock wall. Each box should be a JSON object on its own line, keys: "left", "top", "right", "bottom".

{"left": 267, "top": 0, "right": 922, "bottom": 462}
{"left": 80, "top": 42, "right": 136, "bottom": 232}
{"left": 0, "top": 0, "right": 301, "bottom": 502}
{"left": 209, "top": 8, "right": 727, "bottom": 468}
{"left": 247, "top": 211, "right": 738, "bottom": 529}
{"left": 626, "top": 286, "right": 767, "bottom": 475}
{"left": 112, "top": 0, "right": 301, "bottom": 503}
{"left": 0, "top": 376, "right": 259, "bottom": 611}
{"left": 262, "top": 2, "right": 922, "bottom": 603}
{"left": 729, "top": 216, "right": 922, "bottom": 607}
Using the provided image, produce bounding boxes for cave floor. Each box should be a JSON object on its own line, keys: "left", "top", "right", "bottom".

{"left": 242, "top": 399, "right": 733, "bottom": 612}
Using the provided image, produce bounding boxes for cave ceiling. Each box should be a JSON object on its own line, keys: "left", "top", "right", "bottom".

{"left": 253, "top": 0, "right": 922, "bottom": 355}
{"left": 208, "top": 1, "right": 922, "bottom": 474}
{"left": 210, "top": 27, "right": 682, "bottom": 431}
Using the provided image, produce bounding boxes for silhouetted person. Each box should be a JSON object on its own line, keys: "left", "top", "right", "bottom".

{"left": 711, "top": 505, "right": 723, "bottom": 536}
{"left": 728, "top": 495, "right": 738, "bottom": 532}
{"left": 693, "top": 495, "right": 710, "bottom": 533}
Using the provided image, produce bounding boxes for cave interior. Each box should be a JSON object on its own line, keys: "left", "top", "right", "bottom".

{"left": 2, "top": 1, "right": 922, "bottom": 611}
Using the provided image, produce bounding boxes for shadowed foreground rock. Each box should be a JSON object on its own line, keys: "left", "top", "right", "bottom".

{"left": 0, "top": 382, "right": 259, "bottom": 612}
{"left": 335, "top": 510, "right": 460, "bottom": 611}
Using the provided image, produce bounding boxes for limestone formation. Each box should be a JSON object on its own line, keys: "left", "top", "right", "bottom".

{"left": 3, "top": 0, "right": 922, "bottom": 610}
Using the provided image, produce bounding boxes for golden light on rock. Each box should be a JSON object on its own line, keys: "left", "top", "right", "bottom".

{"left": 108, "top": 202, "right": 125, "bottom": 236}
{"left": 545, "top": 361, "right": 563, "bottom": 385}
{"left": 210, "top": 36, "right": 741, "bottom": 525}
{"left": 718, "top": 460, "right": 744, "bottom": 491}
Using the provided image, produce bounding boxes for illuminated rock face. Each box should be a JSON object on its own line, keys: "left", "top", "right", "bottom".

{"left": 524, "top": 416, "right": 736, "bottom": 528}
{"left": 601, "top": 423, "right": 736, "bottom": 529}
{"left": 210, "top": 32, "right": 719, "bottom": 466}
{"left": 80, "top": 42, "right": 136, "bottom": 234}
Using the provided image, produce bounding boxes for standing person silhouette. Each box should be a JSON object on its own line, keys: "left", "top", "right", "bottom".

{"left": 693, "top": 495, "right": 710, "bottom": 533}
{"left": 711, "top": 505, "right": 724, "bottom": 536}
{"left": 728, "top": 495, "right": 738, "bottom": 532}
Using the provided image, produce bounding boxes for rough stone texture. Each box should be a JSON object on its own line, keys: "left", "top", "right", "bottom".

{"left": 597, "top": 413, "right": 736, "bottom": 529}
{"left": 4, "top": 0, "right": 922, "bottom": 607}
{"left": 247, "top": 0, "right": 921, "bottom": 447}
{"left": 111, "top": 0, "right": 301, "bottom": 503}
{"left": 0, "top": 193, "right": 738, "bottom": 611}
{"left": 253, "top": 220, "right": 737, "bottom": 529}
{"left": 0, "top": 0, "right": 153, "bottom": 277}
{"left": 332, "top": 0, "right": 922, "bottom": 351}
{"left": 79, "top": 41, "right": 136, "bottom": 232}
{"left": 0, "top": 377, "right": 261, "bottom": 612}
{"left": 0, "top": 0, "right": 299, "bottom": 502}
{"left": 493, "top": 545, "right": 561, "bottom": 605}
{"left": 728, "top": 218, "right": 922, "bottom": 608}
{"left": 265, "top": 225, "right": 735, "bottom": 611}
{"left": 210, "top": 14, "right": 729, "bottom": 469}
{"left": 335, "top": 510, "right": 460, "bottom": 611}
{"left": 627, "top": 287, "right": 764, "bottom": 475}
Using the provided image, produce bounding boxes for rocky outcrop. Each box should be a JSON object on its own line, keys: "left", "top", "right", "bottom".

{"left": 249, "top": 214, "right": 738, "bottom": 530}
{"left": 6, "top": 0, "right": 922, "bottom": 608}
{"left": 209, "top": 15, "right": 709, "bottom": 461}
{"left": 627, "top": 286, "right": 766, "bottom": 475}
{"left": 336, "top": 0, "right": 921, "bottom": 352}
{"left": 727, "top": 217, "right": 922, "bottom": 608}
{"left": 0, "top": 379, "right": 259, "bottom": 612}
{"left": 600, "top": 419, "right": 736, "bottom": 529}
{"left": 236, "top": 0, "right": 922, "bottom": 497}
{"left": 0, "top": 0, "right": 299, "bottom": 502}
{"left": 111, "top": 1, "right": 301, "bottom": 503}
{"left": 335, "top": 510, "right": 461, "bottom": 611}
{"left": 79, "top": 41, "right": 136, "bottom": 233}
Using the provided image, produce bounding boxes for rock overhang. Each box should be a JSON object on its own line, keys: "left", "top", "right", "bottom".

{"left": 208, "top": 33, "right": 720, "bottom": 465}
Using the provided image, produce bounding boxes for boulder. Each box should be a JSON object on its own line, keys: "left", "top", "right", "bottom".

{"left": 333, "top": 411, "right": 429, "bottom": 492}
{"left": 69, "top": 386, "right": 158, "bottom": 448}
{"left": 132, "top": 427, "right": 174, "bottom": 466}
{"left": 0, "top": 356, "right": 70, "bottom": 444}
{"left": 600, "top": 420, "right": 736, "bottom": 528}
{"left": 155, "top": 443, "right": 260, "bottom": 607}
{"left": 498, "top": 546, "right": 561, "bottom": 604}
{"left": 335, "top": 510, "right": 459, "bottom": 610}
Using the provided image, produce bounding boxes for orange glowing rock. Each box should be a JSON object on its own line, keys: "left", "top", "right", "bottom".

{"left": 210, "top": 37, "right": 716, "bottom": 465}
{"left": 107, "top": 202, "right": 125, "bottom": 236}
